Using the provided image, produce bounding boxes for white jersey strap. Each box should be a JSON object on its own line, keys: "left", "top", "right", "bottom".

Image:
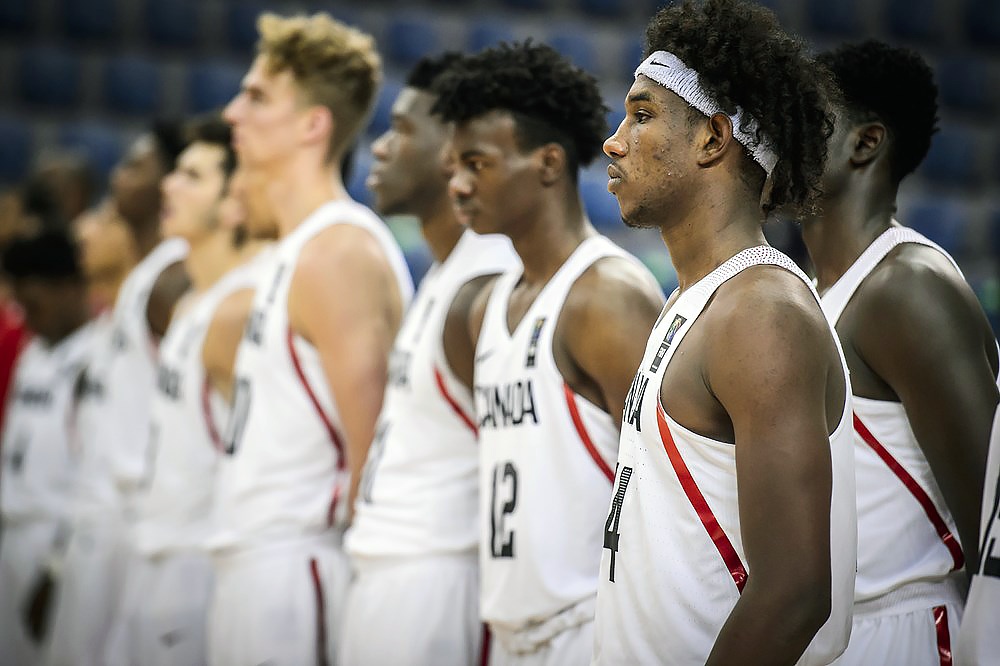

{"left": 821, "top": 225, "right": 963, "bottom": 325}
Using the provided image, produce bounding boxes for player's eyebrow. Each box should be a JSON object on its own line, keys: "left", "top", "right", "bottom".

{"left": 627, "top": 91, "right": 654, "bottom": 104}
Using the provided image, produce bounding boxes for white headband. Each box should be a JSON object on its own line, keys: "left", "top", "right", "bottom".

{"left": 635, "top": 50, "right": 779, "bottom": 175}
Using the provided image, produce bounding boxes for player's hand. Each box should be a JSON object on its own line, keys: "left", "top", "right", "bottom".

{"left": 22, "top": 569, "right": 56, "bottom": 643}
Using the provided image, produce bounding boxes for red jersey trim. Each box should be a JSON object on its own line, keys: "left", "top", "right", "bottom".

{"left": 563, "top": 382, "right": 614, "bottom": 483}
{"left": 309, "top": 558, "right": 330, "bottom": 666}
{"left": 853, "top": 414, "right": 965, "bottom": 571}
{"left": 657, "top": 401, "right": 748, "bottom": 592}
{"left": 433, "top": 366, "right": 477, "bottom": 435}
{"left": 934, "top": 605, "right": 952, "bottom": 666}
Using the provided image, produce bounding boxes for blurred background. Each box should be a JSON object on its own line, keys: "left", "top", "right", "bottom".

{"left": 0, "top": 0, "right": 997, "bottom": 329}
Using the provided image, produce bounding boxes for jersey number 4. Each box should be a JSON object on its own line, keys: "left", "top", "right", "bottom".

{"left": 490, "top": 461, "right": 518, "bottom": 558}
{"left": 603, "top": 464, "right": 633, "bottom": 582}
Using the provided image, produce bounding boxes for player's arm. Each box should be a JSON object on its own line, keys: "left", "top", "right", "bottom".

{"left": 443, "top": 274, "right": 500, "bottom": 391}
{"left": 704, "top": 271, "right": 842, "bottom": 665}
{"left": 146, "top": 260, "right": 191, "bottom": 339}
{"left": 561, "top": 257, "right": 664, "bottom": 428}
{"left": 288, "top": 224, "right": 404, "bottom": 518}
{"left": 202, "top": 288, "right": 255, "bottom": 403}
{"left": 854, "top": 255, "right": 998, "bottom": 573}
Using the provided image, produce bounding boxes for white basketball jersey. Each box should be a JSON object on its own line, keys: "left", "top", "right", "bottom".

{"left": 592, "top": 246, "right": 857, "bottom": 666}
{"left": 957, "top": 404, "right": 1000, "bottom": 665}
{"left": 0, "top": 322, "right": 97, "bottom": 524}
{"left": 346, "top": 230, "right": 518, "bottom": 559}
{"left": 211, "top": 200, "right": 413, "bottom": 550}
{"left": 475, "top": 235, "right": 648, "bottom": 632}
{"left": 77, "top": 238, "right": 189, "bottom": 517}
{"left": 132, "top": 257, "right": 264, "bottom": 557}
{"left": 821, "top": 226, "right": 992, "bottom": 606}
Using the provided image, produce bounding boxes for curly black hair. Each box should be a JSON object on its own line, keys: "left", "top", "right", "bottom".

{"left": 431, "top": 41, "right": 609, "bottom": 180}
{"left": 2, "top": 228, "right": 83, "bottom": 281}
{"left": 184, "top": 114, "right": 237, "bottom": 178}
{"left": 817, "top": 40, "right": 938, "bottom": 186}
{"left": 150, "top": 118, "right": 187, "bottom": 174}
{"left": 407, "top": 51, "right": 465, "bottom": 91}
{"left": 644, "top": 0, "right": 832, "bottom": 213}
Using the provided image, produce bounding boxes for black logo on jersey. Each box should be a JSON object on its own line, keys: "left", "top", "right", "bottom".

{"left": 975, "top": 470, "right": 1000, "bottom": 579}
{"left": 156, "top": 365, "right": 182, "bottom": 400}
{"left": 265, "top": 263, "right": 286, "bottom": 304}
{"left": 648, "top": 314, "right": 687, "bottom": 373}
{"left": 476, "top": 380, "right": 539, "bottom": 429}
{"left": 623, "top": 373, "right": 649, "bottom": 433}
{"left": 604, "top": 464, "right": 633, "bottom": 582}
{"left": 15, "top": 386, "right": 53, "bottom": 407}
{"left": 525, "top": 317, "right": 546, "bottom": 368}
{"left": 387, "top": 350, "right": 411, "bottom": 389}
{"left": 244, "top": 310, "right": 266, "bottom": 345}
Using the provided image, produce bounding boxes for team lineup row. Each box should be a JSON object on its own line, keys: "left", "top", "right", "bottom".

{"left": 1, "top": 0, "right": 999, "bottom": 665}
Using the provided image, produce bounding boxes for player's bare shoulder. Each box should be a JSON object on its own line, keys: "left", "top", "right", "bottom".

{"left": 562, "top": 254, "right": 664, "bottom": 332}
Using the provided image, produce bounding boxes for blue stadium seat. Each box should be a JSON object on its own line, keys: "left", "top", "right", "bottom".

{"left": 18, "top": 46, "right": 81, "bottom": 108}
{"left": 367, "top": 77, "right": 404, "bottom": 139}
{"left": 806, "top": 0, "right": 863, "bottom": 37}
{"left": 919, "top": 126, "right": 984, "bottom": 187}
{"left": 622, "top": 36, "right": 644, "bottom": 74}
{"left": 145, "top": 0, "right": 198, "bottom": 48}
{"left": 59, "top": 0, "right": 119, "bottom": 41}
{"left": 0, "top": 116, "right": 32, "bottom": 184}
{"left": 346, "top": 152, "right": 373, "bottom": 206}
{"left": 499, "top": 0, "right": 551, "bottom": 11}
{"left": 937, "top": 56, "right": 998, "bottom": 115}
{"left": 187, "top": 61, "right": 244, "bottom": 113}
{"left": 404, "top": 245, "right": 434, "bottom": 285}
{"left": 965, "top": 0, "right": 1000, "bottom": 48}
{"left": 385, "top": 14, "right": 440, "bottom": 66}
{"left": 577, "top": 0, "right": 628, "bottom": 19}
{"left": 606, "top": 106, "right": 624, "bottom": 136}
{"left": 0, "top": 0, "right": 36, "bottom": 35}
{"left": 57, "top": 123, "right": 124, "bottom": 181}
{"left": 581, "top": 171, "right": 622, "bottom": 231}
{"left": 902, "top": 199, "right": 972, "bottom": 257}
{"left": 885, "top": 0, "right": 941, "bottom": 43}
{"left": 547, "top": 31, "right": 597, "bottom": 74}
{"left": 227, "top": 2, "right": 265, "bottom": 54}
{"left": 467, "top": 19, "right": 515, "bottom": 53}
{"left": 103, "top": 55, "right": 162, "bottom": 115}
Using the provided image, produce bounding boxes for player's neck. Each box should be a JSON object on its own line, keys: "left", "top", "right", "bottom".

{"left": 509, "top": 196, "right": 593, "bottom": 286}
{"left": 267, "top": 158, "right": 349, "bottom": 238}
{"left": 419, "top": 197, "right": 465, "bottom": 264}
{"left": 802, "top": 188, "right": 896, "bottom": 293}
{"left": 129, "top": 216, "right": 162, "bottom": 259}
{"left": 660, "top": 198, "right": 766, "bottom": 293}
{"left": 186, "top": 230, "right": 239, "bottom": 293}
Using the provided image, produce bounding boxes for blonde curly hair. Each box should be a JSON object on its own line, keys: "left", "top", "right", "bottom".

{"left": 257, "top": 12, "right": 382, "bottom": 161}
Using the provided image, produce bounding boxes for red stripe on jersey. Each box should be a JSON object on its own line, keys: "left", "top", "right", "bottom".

{"left": 201, "top": 377, "right": 224, "bottom": 452}
{"left": 287, "top": 328, "right": 346, "bottom": 526}
{"left": 854, "top": 414, "right": 965, "bottom": 571}
{"left": 563, "top": 382, "right": 614, "bottom": 483}
{"left": 309, "top": 558, "right": 330, "bottom": 666}
{"left": 479, "top": 623, "right": 491, "bottom": 666}
{"left": 657, "top": 401, "right": 748, "bottom": 592}
{"left": 934, "top": 605, "right": 952, "bottom": 665}
{"left": 433, "top": 366, "right": 477, "bottom": 434}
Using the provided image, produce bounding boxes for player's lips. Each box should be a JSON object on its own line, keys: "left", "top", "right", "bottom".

{"left": 607, "top": 164, "right": 624, "bottom": 192}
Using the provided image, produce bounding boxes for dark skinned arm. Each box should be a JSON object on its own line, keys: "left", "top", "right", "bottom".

{"left": 443, "top": 274, "right": 500, "bottom": 392}
{"left": 853, "top": 252, "right": 998, "bottom": 575}
{"left": 146, "top": 260, "right": 190, "bottom": 340}
{"left": 703, "top": 271, "right": 843, "bottom": 665}
{"left": 561, "top": 257, "right": 664, "bottom": 429}
{"left": 202, "top": 288, "right": 256, "bottom": 404}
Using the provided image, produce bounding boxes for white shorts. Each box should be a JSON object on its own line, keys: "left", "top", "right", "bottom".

{"left": 833, "top": 583, "right": 964, "bottom": 666}
{"left": 339, "top": 553, "right": 483, "bottom": 666}
{"left": 0, "top": 520, "right": 59, "bottom": 666}
{"left": 106, "top": 549, "right": 213, "bottom": 666}
{"left": 489, "top": 619, "right": 594, "bottom": 666}
{"left": 44, "top": 513, "right": 127, "bottom": 666}
{"left": 208, "top": 535, "right": 349, "bottom": 666}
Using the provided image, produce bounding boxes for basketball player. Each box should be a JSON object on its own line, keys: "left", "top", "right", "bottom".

{"left": 593, "top": 1, "right": 857, "bottom": 663}
{"left": 74, "top": 201, "right": 138, "bottom": 316}
{"left": 799, "top": 41, "right": 999, "bottom": 664}
{"left": 42, "top": 122, "right": 190, "bottom": 666}
{"left": 0, "top": 230, "right": 96, "bottom": 666}
{"left": 109, "top": 117, "right": 272, "bottom": 665}
{"left": 431, "top": 42, "right": 665, "bottom": 664}
{"left": 210, "top": 13, "right": 413, "bottom": 665}
{"left": 957, "top": 405, "right": 1000, "bottom": 664}
{"left": 341, "top": 53, "right": 518, "bottom": 666}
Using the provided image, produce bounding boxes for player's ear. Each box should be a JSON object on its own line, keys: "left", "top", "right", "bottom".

{"left": 537, "top": 143, "right": 566, "bottom": 186}
{"left": 849, "top": 122, "right": 886, "bottom": 167}
{"left": 696, "top": 113, "right": 732, "bottom": 169}
{"left": 302, "top": 106, "right": 334, "bottom": 149}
